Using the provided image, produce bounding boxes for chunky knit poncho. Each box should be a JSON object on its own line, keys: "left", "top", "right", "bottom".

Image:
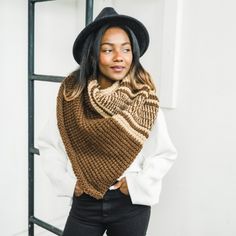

{"left": 56, "top": 75, "right": 159, "bottom": 199}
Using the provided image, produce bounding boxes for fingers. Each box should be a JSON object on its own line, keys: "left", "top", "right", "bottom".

{"left": 111, "top": 177, "right": 129, "bottom": 195}
{"left": 112, "top": 181, "right": 122, "bottom": 190}
{"left": 112, "top": 177, "right": 125, "bottom": 189}
{"left": 120, "top": 177, "right": 129, "bottom": 195}
{"left": 120, "top": 188, "right": 129, "bottom": 195}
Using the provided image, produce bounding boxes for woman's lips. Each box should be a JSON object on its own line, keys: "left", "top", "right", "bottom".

{"left": 110, "top": 66, "right": 125, "bottom": 72}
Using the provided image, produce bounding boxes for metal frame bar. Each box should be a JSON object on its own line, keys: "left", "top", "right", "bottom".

{"left": 28, "top": 0, "right": 94, "bottom": 235}
{"left": 31, "top": 0, "right": 56, "bottom": 3}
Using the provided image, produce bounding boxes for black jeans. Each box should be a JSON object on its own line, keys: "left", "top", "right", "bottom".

{"left": 62, "top": 189, "right": 151, "bottom": 236}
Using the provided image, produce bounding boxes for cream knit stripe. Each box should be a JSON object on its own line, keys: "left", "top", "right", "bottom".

{"left": 88, "top": 81, "right": 112, "bottom": 117}
{"left": 94, "top": 87, "right": 159, "bottom": 117}
{"left": 88, "top": 85, "right": 156, "bottom": 144}
{"left": 121, "top": 110, "right": 152, "bottom": 133}
{"left": 109, "top": 86, "right": 148, "bottom": 98}
{"left": 146, "top": 98, "right": 159, "bottom": 105}
{"left": 89, "top": 91, "right": 111, "bottom": 118}
{"left": 113, "top": 114, "right": 147, "bottom": 144}
{"left": 89, "top": 90, "right": 152, "bottom": 142}
{"left": 92, "top": 90, "right": 123, "bottom": 115}
{"left": 90, "top": 91, "right": 129, "bottom": 119}
{"left": 89, "top": 85, "right": 158, "bottom": 121}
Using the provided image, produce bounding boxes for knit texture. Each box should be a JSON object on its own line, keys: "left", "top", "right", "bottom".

{"left": 56, "top": 75, "right": 159, "bottom": 199}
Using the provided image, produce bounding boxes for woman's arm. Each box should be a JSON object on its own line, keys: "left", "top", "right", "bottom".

{"left": 36, "top": 108, "right": 77, "bottom": 199}
{"left": 125, "top": 109, "right": 178, "bottom": 206}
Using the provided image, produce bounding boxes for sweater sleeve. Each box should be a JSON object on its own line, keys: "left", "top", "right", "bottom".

{"left": 36, "top": 107, "right": 77, "bottom": 199}
{"left": 125, "top": 109, "right": 178, "bottom": 206}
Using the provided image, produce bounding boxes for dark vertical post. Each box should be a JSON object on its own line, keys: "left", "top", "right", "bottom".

{"left": 27, "top": 0, "right": 95, "bottom": 235}
{"left": 85, "top": 0, "right": 94, "bottom": 25}
{"left": 28, "top": 0, "right": 35, "bottom": 235}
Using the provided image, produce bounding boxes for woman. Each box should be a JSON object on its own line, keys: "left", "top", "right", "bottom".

{"left": 37, "top": 7, "right": 177, "bottom": 236}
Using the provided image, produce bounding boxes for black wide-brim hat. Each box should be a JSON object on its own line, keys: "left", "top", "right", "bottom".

{"left": 73, "top": 7, "right": 149, "bottom": 65}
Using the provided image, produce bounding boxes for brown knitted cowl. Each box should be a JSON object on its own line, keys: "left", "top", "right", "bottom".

{"left": 56, "top": 75, "right": 159, "bottom": 199}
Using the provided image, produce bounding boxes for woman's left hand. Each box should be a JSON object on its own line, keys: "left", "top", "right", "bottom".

{"left": 112, "top": 177, "right": 129, "bottom": 196}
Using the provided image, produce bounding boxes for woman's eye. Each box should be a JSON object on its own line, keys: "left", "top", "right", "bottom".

{"left": 123, "top": 48, "right": 131, "bottom": 53}
{"left": 102, "top": 49, "right": 112, "bottom": 53}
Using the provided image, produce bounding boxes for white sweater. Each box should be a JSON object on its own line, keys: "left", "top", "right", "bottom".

{"left": 36, "top": 107, "right": 177, "bottom": 206}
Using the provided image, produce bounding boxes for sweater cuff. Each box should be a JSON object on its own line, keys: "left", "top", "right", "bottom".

{"left": 125, "top": 172, "right": 162, "bottom": 206}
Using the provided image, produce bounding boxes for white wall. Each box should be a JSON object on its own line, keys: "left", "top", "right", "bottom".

{"left": 1, "top": 0, "right": 236, "bottom": 236}
{"left": 164, "top": 1, "right": 236, "bottom": 235}
{"left": 0, "top": 1, "right": 28, "bottom": 235}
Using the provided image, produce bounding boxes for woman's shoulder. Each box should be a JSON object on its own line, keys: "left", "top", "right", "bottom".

{"left": 61, "top": 74, "right": 77, "bottom": 88}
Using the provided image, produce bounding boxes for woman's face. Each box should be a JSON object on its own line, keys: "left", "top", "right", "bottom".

{"left": 98, "top": 27, "right": 133, "bottom": 88}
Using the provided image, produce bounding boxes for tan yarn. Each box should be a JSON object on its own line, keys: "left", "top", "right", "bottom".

{"left": 56, "top": 75, "right": 159, "bottom": 199}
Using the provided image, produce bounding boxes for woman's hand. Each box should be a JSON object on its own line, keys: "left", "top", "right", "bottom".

{"left": 113, "top": 177, "right": 129, "bottom": 196}
{"left": 74, "top": 180, "right": 83, "bottom": 197}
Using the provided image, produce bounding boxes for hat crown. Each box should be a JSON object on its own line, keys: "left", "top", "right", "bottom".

{"left": 94, "top": 7, "right": 118, "bottom": 21}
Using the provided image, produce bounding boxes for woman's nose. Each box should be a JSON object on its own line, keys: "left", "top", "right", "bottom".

{"left": 113, "top": 51, "right": 123, "bottom": 62}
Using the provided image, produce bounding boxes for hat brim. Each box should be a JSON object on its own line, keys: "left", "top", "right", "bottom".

{"left": 72, "top": 15, "right": 149, "bottom": 64}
